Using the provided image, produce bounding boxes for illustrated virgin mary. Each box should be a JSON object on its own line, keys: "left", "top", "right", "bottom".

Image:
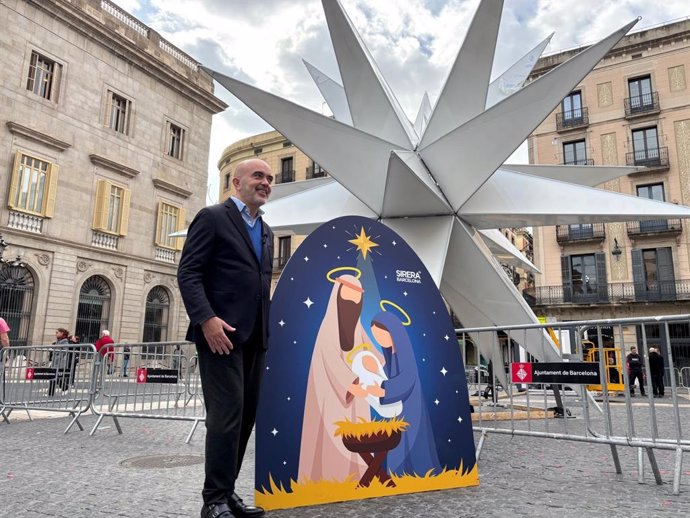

{"left": 298, "top": 270, "right": 382, "bottom": 482}
{"left": 368, "top": 306, "right": 440, "bottom": 476}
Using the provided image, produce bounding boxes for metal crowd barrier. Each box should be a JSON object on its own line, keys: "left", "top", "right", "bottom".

{"left": 0, "top": 344, "right": 98, "bottom": 433}
{"left": 459, "top": 314, "right": 690, "bottom": 495}
{"left": 89, "top": 341, "right": 203, "bottom": 443}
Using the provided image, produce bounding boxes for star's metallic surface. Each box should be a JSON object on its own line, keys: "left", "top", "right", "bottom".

{"left": 205, "top": 0, "right": 690, "bottom": 386}
{"left": 347, "top": 226, "right": 378, "bottom": 260}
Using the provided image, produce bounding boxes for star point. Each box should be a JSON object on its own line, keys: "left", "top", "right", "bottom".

{"left": 441, "top": 367, "right": 448, "bottom": 376}
{"left": 303, "top": 297, "right": 314, "bottom": 308}
{"left": 348, "top": 227, "right": 378, "bottom": 259}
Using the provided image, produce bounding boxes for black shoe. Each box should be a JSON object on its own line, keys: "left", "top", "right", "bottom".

{"left": 201, "top": 503, "right": 234, "bottom": 518}
{"left": 229, "top": 493, "right": 265, "bottom": 517}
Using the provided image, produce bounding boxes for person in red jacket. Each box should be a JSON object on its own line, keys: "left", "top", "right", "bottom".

{"left": 95, "top": 329, "right": 115, "bottom": 375}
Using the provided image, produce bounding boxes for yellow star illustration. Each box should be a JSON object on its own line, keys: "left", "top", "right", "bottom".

{"left": 348, "top": 227, "right": 379, "bottom": 260}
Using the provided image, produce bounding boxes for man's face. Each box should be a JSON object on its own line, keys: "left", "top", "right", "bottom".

{"left": 233, "top": 160, "right": 273, "bottom": 211}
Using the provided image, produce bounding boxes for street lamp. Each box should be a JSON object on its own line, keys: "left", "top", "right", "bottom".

{"left": 0, "top": 235, "right": 25, "bottom": 267}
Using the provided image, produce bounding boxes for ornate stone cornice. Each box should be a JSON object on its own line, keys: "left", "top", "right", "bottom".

{"left": 152, "top": 178, "right": 193, "bottom": 198}
{"left": 26, "top": 0, "right": 227, "bottom": 114}
{"left": 89, "top": 154, "right": 140, "bottom": 178}
{"left": 6, "top": 122, "right": 71, "bottom": 151}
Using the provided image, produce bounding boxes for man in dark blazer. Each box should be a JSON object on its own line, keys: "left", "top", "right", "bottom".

{"left": 178, "top": 158, "right": 274, "bottom": 518}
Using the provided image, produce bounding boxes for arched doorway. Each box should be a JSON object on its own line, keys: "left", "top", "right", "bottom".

{"left": 0, "top": 264, "right": 34, "bottom": 347}
{"left": 75, "top": 275, "right": 111, "bottom": 344}
{"left": 143, "top": 285, "right": 170, "bottom": 357}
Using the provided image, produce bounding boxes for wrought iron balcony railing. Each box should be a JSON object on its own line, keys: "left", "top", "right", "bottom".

{"left": 556, "top": 106, "right": 589, "bottom": 131}
{"left": 624, "top": 91, "right": 660, "bottom": 117}
{"left": 563, "top": 158, "right": 594, "bottom": 166}
{"left": 625, "top": 146, "right": 669, "bottom": 169}
{"left": 277, "top": 170, "right": 294, "bottom": 184}
{"left": 306, "top": 163, "right": 327, "bottom": 179}
{"left": 273, "top": 254, "right": 291, "bottom": 270}
{"left": 626, "top": 219, "right": 682, "bottom": 236}
{"left": 556, "top": 223, "right": 605, "bottom": 243}
{"left": 524, "top": 279, "right": 690, "bottom": 306}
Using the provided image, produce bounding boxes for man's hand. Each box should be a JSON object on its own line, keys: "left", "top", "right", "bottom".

{"left": 201, "top": 317, "right": 235, "bottom": 354}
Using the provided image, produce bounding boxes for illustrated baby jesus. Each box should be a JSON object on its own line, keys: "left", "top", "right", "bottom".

{"left": 349, "top": 345, "right": 403, "bottom": 418}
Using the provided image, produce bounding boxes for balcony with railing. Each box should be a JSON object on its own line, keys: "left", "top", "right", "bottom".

{"left": 626, "top": 219, "right": 682, "bottom": 237}
{"left": 306, "top": 163, "right": 327, "bottom": 179}
{"left": 525, "top": 279, "right": 690, "bottom": 306}
{"left": 556, "top": 223, "right": 605, "bottom": 244}
{"left": 274, "top": 254, "right": 291, "bottom": 270}
{"left": 624, "top": 91, "right": 660, "bottom": 118}
{"left": 625, "top": 146, "right": 669, "bottom": 171}
{"left": 556, "top": 107, "right": 589, "bottom": 131}
{"left": 276, "top": 169, "right": 294, "bottom": 184}
{"left": 563, "top": 158, "right": 594, "bottom": 166}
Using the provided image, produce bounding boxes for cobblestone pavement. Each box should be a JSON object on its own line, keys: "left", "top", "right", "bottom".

{"left": 1, "top": 400, "right": 689, "bottom": 517}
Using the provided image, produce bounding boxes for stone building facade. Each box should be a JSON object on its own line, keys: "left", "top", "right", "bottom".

{"left": 528, "top": 19, "right": 690, "bottom": 359}
{"left": 0, "top": 0, "right": 226, "bottom": 346}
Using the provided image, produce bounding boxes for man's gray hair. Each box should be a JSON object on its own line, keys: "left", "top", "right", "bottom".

{"left": 102, "top": 330, "right": 110, "bottom": 337}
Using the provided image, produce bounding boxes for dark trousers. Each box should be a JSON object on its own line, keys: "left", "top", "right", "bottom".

{"left": 197, "top": 324, "right": 266, "bottom": 506}
{"left": 629, "top": 370, "right": 645, "bottom": 395}
{"left": 651, "top": 374, "right": 665, "bottom": 396}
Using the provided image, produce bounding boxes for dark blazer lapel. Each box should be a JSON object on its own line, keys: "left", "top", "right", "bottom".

{"left": 261, "top": 219, "right": 272, "bottom": 269}
{"left": 224, "top": 199, "right": 258, "bottom": 263}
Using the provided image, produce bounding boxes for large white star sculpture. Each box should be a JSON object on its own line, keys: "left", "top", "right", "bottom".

{"left": 203, "top": 0, "right": 690, "bottom": 385}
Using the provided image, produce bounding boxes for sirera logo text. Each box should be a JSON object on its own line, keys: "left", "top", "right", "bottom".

{"left": 396, "top": 269, "right": 422, "bottom": 284}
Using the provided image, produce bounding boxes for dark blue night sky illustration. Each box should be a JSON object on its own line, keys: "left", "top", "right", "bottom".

{"left": 255, "top": 216, "right": 475, "bottom": 492}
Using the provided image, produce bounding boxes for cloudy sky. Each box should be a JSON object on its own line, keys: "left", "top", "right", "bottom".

{"left": 111, "top": 0, "right": 689, "bottom": 203}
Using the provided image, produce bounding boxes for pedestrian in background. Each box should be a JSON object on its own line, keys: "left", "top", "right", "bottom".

{"left": 0, "top": 316, "right": 10, "bottom": 399}
{"left": 626, "top": 346, "right": 645, "bottom": 397}
{"left": 121, "top": 344, "right": 131, "bottom": 378}
{"left": 95, "top": 330, "right": 115, "bottom": 375}
{"left": 0, "top": 316, "right": 10, "bottom": 364}
{"left": 48, "top": 328, "right": 70, "bottom": 396}
{"left": 648, "top": 347, "right": 665, "bottom": 398}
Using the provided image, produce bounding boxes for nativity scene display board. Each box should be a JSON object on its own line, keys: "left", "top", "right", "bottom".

{"left": 255, "top": 216, "right": 477, "bottom": 510}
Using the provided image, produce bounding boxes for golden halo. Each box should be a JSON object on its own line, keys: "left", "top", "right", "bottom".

{"left": 379, "top": 300, "right": 412, "bottom": 326}
{"left": 326, "top": 266, "right": 362, "bottom": 282}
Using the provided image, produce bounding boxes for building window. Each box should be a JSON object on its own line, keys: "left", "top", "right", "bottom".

{"left": 0, "top": 264, "right": 35, "bottom": 348}
{"left": 562, "top": 139, "right": 587, "bottom": 165}
{"left": 628, "top": 75, "right": 653, "bottom": 110}
{"left": 107, "top": 90, "right": 131, "bottom": 134}
{"left": 143, "top": 285, "right": 170, "bottom": 356}
{"left": 165, "top": 121, "right": 185, "bottom": 160}
{"left": 224, "top": 173, "right": 231, "bottom": 190}
{"left": 632, "top": 247, "right": 675, "bottom": 301}
{"left": 8, "top": 151, "right": 59, "bottom": 218}
{"left": 279, "top": 157, "right": 294, "bottom": 183}
{"left": 561, "top": 253, "right": 607, "bottom": 303}
{"left": 26, "top": 51, "right": 61, "bottom": 101}
{"left": 92, "top": 179, "right": 131, "bottom": 236}
{"left": 562, "top": 91, "right": 582, "bottom": 122}
{"left": 631, "top": 126, "right": 660, "bottom": 166}
{"left": 636, "top": 183, "right": 664, "bottom": 202}
{"left": 278, "top": 236, "right": 291, "bottom": 267}
{"left": 155, "top": 201, "right": 185, "bottom": 250}
{"left": 75, "top": 275, "right": 111, "bottom": 345}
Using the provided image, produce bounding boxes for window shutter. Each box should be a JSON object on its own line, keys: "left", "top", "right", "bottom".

{"left": 175, "top": 207, "right": 186, "bottom": 251}
{"left": 631, "top": 249, "right": 645, "bottom": 301}
{"left": 7, "top": 151, "right": 22, "bottom": 209}
{"left": 154, "top": 201, "right": 163, "bottom": 246}
{"left": 92, "top": 179, "right": 108, "bottom": 230}
{"left": 44, "top": 163, "right": 60, "bottom": 218}
{"left": 561, "top": 256, "right": 572, "bottom": 302}
{"left": 119, "top": 187, "right": 131, "bottom": 236}
{"left": 657, "top": 247, "right": 676, "bottom": 301}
